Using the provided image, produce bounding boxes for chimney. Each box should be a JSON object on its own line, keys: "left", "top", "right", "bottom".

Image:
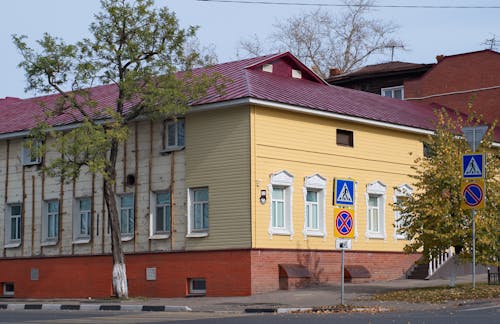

{"left": 329, "top": 68, "right": 343, "bottom": 78}
{"left": 436, "top": 55, "right": 445, "bottom": 63}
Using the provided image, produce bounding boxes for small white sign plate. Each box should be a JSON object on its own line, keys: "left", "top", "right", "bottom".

{"left": 335, "top": 238, "right": 352, "bottom": 250}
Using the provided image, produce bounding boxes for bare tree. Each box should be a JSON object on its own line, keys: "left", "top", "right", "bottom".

{"left": 238, "top": 0, "right": 404, "bottom": 78}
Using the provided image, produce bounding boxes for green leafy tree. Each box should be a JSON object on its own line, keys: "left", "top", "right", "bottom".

{"left": 395, "top": 107, "right": 499, "bottom": 267}
{"left": 13, "top": 0, "right": 222, "bottom": 298}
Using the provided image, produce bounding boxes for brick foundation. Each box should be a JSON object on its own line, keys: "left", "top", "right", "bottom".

{"left": 250, "top": 249, "right": 421, "bottom": 294}
{"left": 0, "top": 249, "right": 420, "bottom": 298}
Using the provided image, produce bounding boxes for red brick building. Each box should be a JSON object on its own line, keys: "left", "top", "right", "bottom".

{"left": 328, "top": 50, "right": 500, "bottom": 124}
{"left": 405, "top": 50, "right": 499, "bottom": 123}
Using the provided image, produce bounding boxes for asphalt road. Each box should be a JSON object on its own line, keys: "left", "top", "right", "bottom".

{"left": 0, "top": 304, "right": 499, "bottom": 324}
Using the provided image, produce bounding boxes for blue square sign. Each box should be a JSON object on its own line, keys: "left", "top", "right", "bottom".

{"left": 334, "top": 179, "right": 355, "bottom": 206}
{"left": 462, "top": 154, "right": 484, "bottom": 179}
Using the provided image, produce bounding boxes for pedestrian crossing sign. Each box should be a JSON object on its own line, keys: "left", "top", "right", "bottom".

{"left": 462, "top": 154, "right": 484, "bottom": 179}
{"left": 334, "top": 178, "right": 355, "bottom": 206}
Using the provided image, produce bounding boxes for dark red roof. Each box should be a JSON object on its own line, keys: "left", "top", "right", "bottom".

{"left": 327, "top": 61, "right": 434, "bottom": 83}
{"left": 1, "top": 52, "right": 499, "bottom": 142}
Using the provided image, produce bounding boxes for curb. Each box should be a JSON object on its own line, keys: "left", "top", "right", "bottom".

{"left": 244, "top": 307, "right": 312, "bottom": 314}
{"left": 0, "top": 303, "right": 191, "bottom": 312}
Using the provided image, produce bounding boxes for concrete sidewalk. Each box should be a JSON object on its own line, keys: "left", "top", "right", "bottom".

{"left": 0, "top": 274, "right": 496, "bottom": 313}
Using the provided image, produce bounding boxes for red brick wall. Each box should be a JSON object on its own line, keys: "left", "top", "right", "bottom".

{"left": 0, "top": 251, "right": 252, "bottom": 298}
{"left": 0, "top": 249, "right": 420, "bottom": 298}
{"left": 250, "top": 249, "right": 421, "bottom": 294}
{"left": 405, "top": 50, "right": 500, "bottom": 123}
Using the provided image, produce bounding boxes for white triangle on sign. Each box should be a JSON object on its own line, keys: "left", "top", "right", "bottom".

{"left": 464, "top": 157, "right": 482, "bottom": 176}
{"left": 338, "top": 183, "right": 353, "bottom": 203}
{"left": 462, "top": 126, "right": 488, "bottom": 152}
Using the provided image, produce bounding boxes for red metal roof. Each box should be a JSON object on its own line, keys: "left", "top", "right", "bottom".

{"left": 1, "top": 52, "right": 499, "bottom": 142}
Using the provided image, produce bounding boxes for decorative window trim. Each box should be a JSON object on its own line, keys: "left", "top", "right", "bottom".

{"left": 381, "top": 85, "right": 404, "bottom": 99}
{"left": 149, "top": 191, "right": 172, "bottom": 240}
{"left": 268, "top": 170, "right": 294, "bottom": 239}
{"left": 186, "top": 187, "right": 209, "bottom": 237}
{"left": 393, "top": 184, "right": 413, "bottom": 240}
{"left": 118, "top": 194, "right": 135, "bottom": 240}
{"left": 4, "top": 203, "right": 22, "bottom": 248}
{"left": 365, "top": 181, "right": 387, "bottom": 240}
{"left": 161, "top": 119, "right": 185, "bottom": 153}
{"left": 302, "top": 174, "right": 327, "bottom": 239}
{"left": 42, "top": 200, "right": 59, "bottom": 244}
{"left": 22, "top": 139, "right": 42, "bottom": 166}
{"left": 72, "top": 197, "right": 91, "bottom": 243}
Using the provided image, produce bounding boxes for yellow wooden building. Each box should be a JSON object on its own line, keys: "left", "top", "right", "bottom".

{"left": 2, "top": 53, "right": 495, "bottom": 298}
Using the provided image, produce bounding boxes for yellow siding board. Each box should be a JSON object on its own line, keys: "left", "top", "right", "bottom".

{"left": 252, "top": 107, "right": 424, "bottom": 252}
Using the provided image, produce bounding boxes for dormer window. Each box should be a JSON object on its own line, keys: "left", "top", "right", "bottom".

{"left": 292, "top": 69, "right": 302, "bottom": 79}
{"left": 262, "top": 64, "right": 273, "bottom": 73}
{"left": 381, "top": 86, "right": 404, "bottom": 100}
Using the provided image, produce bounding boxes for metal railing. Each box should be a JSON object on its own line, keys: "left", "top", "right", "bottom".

{"left": 428, "top": 247, "right": 455, "bottom": 278}
{"left": 487, "top": 268, "right": 499, "bottom": 285}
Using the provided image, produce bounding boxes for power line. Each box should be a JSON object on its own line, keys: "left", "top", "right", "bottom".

{"left": 195, "top": 0, "right": 500, "bottom": 9}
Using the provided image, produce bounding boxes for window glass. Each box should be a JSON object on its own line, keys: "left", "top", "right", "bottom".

{"left": 47, "top": 201, "right": 59, "bottom": 239}
{"left": 120, "top": 195, "right": 134, "bottom": 235}
{"left": 272, "top": 187, "right": 285, "bottom": 228}
{"left": 336, "top": 129, "right": 353, "bottom": 147}
{"left": 191, "top": 188, "right": 208, "bottom": 231}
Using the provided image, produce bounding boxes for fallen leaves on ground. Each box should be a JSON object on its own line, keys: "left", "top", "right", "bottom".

{"left": 372, "top": 284, "right": 500, "bottom": 304}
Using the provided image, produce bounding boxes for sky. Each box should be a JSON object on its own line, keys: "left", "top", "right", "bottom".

{"left": 1, "top": 0, "right": 498, "bottom": 99}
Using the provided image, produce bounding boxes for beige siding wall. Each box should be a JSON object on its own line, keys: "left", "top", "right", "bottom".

{"left": 251, "top": 106, "right": 425, "bottom": 252}
{"left": 0, "top": 120, "right": 187, "bottom": 258}
{"left": 185, "top": 106, "right": 252, "bottom": 250}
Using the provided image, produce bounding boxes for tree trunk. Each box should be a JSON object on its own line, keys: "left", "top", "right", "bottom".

{"left": 103, "top": 139, "right": 128, "bottom": 298}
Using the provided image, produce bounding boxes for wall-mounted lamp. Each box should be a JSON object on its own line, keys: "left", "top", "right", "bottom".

{"left": 259, "top": 189, "right": 267, "bottom": 205}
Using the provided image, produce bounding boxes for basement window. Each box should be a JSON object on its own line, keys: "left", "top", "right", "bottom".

{"left": 188, "top": 278, "right": 206, "bottom": 296}
{"left": 2, "top": 282, "right": 14, "bottom": 297}
{"left": 336, "top": 129, "right": 354, "bottom": 147}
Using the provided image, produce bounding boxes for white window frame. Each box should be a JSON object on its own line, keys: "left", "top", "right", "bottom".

{"left": 42, "top": 200, "right": 59, "bottom": 245}
{"left": 150, "top": 191, "right": 171, "bottom": 239}
{"left": 381, "top": 85, "right": 404, "bottom": 99}
{"left": 303, "top": 174, "right": 327, "bottom": 239}
{"left": 268, "top": 170, "right": 294, "bottom": 238}
{"left": 186, "top": 187, "right": 209, "bottom": 237}
{"left": 119, "top": 194, "right": 134, "bottom": 240}
{"left": 365, "top": 181, "right": 386, "bottom": 239}
{"left": 393, "top": 184, "right": 413, "bottom": 240}
{"left": 73, "top": 197, "right": 91, "bottom": 244}
{"left": 5, "top": 203, "right": 22, "bottom": 248}
{"left": 163, "top": 119, "right": 185, "bottom": 152}
{"left": 188, "top": 278, "right": 206, "bottom": 295}
{"left": 2, "top": 282, "right": 14, "bottom": 297}
{"left": 22, "top": 139, "right": 42, "bottom": 166}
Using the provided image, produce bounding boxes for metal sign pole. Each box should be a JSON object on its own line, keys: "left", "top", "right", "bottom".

{"left": 472, "top": 134, "right": 476, "bottom": 289}
{"left": 341, "top": 248, "right": 345, "bottom": 305}
{"left": 472, "top": 209, "right": 476, "bottom": 289}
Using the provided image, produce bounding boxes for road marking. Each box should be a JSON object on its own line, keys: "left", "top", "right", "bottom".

{"left": 459, "top": 304, "right": 500, "bottom": 312}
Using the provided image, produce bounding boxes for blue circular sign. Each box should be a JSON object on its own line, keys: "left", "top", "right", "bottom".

{"left": 336, "top": 210, "right": 353, "bottom": 235}
{"left": 463, "top": 183, "right": 483, "bottom": 207}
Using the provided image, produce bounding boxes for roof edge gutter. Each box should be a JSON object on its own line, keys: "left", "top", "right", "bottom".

{"left": 191, "top": 97, "right": 435, "bottom": 136}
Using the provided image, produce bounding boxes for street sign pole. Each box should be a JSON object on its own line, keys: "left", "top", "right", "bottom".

{"left": 472, "top": 209, "right": 476, "bottom": 289}
{"left": 462, "top": 125, "right": 488, "bottom": 289}
{"left": 341, "top": 248, "right": 345, "bottom": 305}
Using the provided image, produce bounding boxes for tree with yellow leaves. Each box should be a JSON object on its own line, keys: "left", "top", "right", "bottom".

{"left": 395, "top": 107, "right": 499, "bottom": 267}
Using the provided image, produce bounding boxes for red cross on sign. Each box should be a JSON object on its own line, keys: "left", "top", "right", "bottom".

{"left": 334, "top": 207, "right": 355, "bottom": 238}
